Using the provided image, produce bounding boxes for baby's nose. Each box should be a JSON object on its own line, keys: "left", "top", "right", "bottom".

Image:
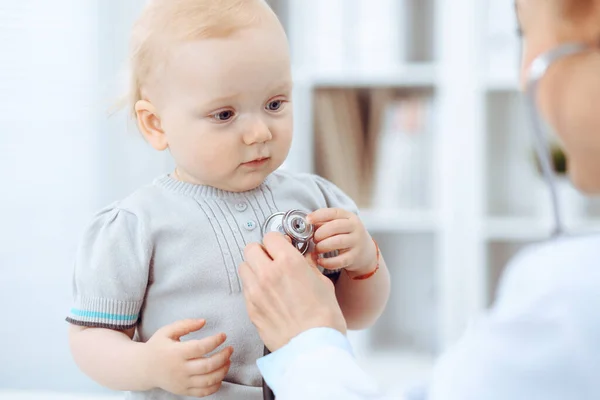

{"left": 243, "top": 119, "right": 273, "bottom": 144}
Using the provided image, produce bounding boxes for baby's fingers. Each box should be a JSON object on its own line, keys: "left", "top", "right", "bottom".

{"left": 318, "top": 252, "right": 353, "bottom": 271}
{"left": 314, "top": 235, "right": 352, "bottom": 254}
{"left": 183, "top": 332, "right": 227, "bottom": 359}
{"left": 187, "top": 346, "right": 233, "bottom": 375}
{"left": 189, "top": 361, "right": 231, "bottom": 389}
{"left": 186, "top": 382, "right": 223, "bottom": 398}
{"left": 313, "top": 219, "right": 353, "bottom": 242}
{"left": 307, "top": 208, "right": 353, "bottom": 225}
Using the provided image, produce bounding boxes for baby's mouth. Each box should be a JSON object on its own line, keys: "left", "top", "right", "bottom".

{"left": 242, "top": 157, "right": 270, "bottom": 167}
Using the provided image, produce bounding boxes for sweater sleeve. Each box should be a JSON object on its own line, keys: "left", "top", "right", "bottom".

{"left": 66, "top": 204, "right": 151, "bottom": 330}
{"left": 310, "top": 175, "right": 359, "bottom": 215}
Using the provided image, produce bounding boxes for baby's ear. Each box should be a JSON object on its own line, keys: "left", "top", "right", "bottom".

{"left": 135, "top": 100, "right": 168, "bottom": 151}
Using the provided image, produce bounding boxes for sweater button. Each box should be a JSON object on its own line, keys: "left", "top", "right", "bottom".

{"left": 244, "top": 220, "right": 257, "bottom": 231}
{"left": 235, "top": 202, "right": 248, "bottom": 212}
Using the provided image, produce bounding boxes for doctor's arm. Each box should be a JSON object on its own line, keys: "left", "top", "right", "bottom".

{"left": 257, "top": 328, "right": 385, "bottom": 399}
{"left": 240, "top": 233, "right": 600, "bottom": 400}
{"left": 239, "top": 233, "right": 388, "bottom": 400}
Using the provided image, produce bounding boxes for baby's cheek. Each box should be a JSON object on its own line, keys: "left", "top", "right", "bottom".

{"left": 275, "top": 124, "right": 293, "bottom": 148}
{"left": 198, "top": 150, "right": 225, "bottom": 171}
{"left": 198, "top": 144, "right": 238, "bottom": 172}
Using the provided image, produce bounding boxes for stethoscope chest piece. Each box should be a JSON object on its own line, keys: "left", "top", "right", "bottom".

{"left": 263, "top": 209, "right": 314, "bottom": 254}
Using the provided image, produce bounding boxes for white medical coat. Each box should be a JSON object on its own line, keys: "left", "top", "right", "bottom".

{"left": 257, "top": 233, "right": 600, "bottom": 400}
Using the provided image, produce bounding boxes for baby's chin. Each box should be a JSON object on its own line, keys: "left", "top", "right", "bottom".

{"left": 226, "top": 170, "right": 276, "bottom": 193}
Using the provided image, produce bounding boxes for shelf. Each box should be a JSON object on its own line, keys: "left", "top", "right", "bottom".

{"left": 294, "top": 63, "right": 437, "bottom": 88}
{"left": 485, "top": 216, "right": 552, "bottom": 241}
{"left": 360, "top": 209, "right": 439, "bottom": 233}
{"left": 485, "top": 216, "right": 600, "bottom": 241}
{"left": 485, "top": 76, "right": 520, "bottom": 92}
{"left": 357, "top": 350, "right": 434, "bottom": 398}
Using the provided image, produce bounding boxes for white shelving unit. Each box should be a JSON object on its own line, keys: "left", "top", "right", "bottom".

{"left": 360, "top": 209, "right": 439, "bottom": 233}
{"left": 272, "top": 0, "right": 600, "bottom": 394}
{"left": 486, "top": 216, "right": 600, "bottom": 241}
{"left": 485, "top": 216, "right": 555, "bottom": 241}
{"left": 486, "top": 78, "right": 520, "bottom": 92}
{"left": 293, "top": 63, "right": 438, "bottom": 88}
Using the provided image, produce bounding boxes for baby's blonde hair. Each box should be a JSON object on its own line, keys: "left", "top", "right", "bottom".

{"left": 127, "top": 0, "right": 269, "bottom": 117}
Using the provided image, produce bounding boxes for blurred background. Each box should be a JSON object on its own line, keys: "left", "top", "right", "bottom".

{"left": 2, "top": 0, "right": 600, "bottom": 398}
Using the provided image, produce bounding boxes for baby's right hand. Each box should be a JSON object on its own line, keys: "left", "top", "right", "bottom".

{"left": 144, "top": 319, "right": 233, "bottom": 398}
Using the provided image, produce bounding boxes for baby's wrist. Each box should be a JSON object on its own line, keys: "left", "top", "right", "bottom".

{"left": 137, "top": 342, "right": 159, "bottom": 390}
{"left": 346, "top": 239, "right": 379, "bottom": 279}
{"left": 346, "top": 263, "right": 376, "bottom": 278}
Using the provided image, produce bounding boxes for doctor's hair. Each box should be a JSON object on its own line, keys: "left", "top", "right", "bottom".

{"left": 121, "top": 0, "right": 275, "bottom": 118}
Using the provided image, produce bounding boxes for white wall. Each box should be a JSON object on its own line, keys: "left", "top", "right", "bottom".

{"left": 0, "top": 0, "right": 166, "bottom": 393}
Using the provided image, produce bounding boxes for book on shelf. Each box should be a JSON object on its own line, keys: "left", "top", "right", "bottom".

{"left": 314, "top": 88, "right": 365, "bottom": 206}
{"left": 313, "top": 88, "right": 434, "bottom": 211}
{"left": 363, "top": 89, "right": 397, "bottom": 207}
{"left": 371, "top": 96, "right": 434, "bottom": 211}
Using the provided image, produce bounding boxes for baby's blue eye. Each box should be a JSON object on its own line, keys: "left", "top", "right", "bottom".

{"left": 214, "top": 110, "right": 234, "bottom": 121}
{"left": 266, "top": 100, "right": 282, "bottom": 111}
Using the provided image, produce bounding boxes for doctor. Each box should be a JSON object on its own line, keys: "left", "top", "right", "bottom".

{"left": 238, "top": 0, "right": 600, "bottom": 399}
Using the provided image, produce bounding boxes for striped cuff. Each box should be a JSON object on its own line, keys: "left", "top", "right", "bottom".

{"left": 66, "top": 297, "right": 142, "bottom": 330}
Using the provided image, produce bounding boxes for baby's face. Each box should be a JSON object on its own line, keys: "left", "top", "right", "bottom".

{"left": 155, "top": 21, "right": 293, "bottom": 192}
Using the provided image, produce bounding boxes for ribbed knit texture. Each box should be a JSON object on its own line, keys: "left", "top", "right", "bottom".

{"left": 66, "top": 169, "right": 357, "bottom": 399}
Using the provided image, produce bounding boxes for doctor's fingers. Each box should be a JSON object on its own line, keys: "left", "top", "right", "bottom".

{"left": 239, "top": 262, "right": 262, "bottom": 309}
{"left": 239, "top": 261, "right": 272, "bottom": 303}
{"left": 238, "top": 261, "right": 257, "bottom": 292}
{"left": 238, "top": 261, "right": 277, "bottom": 324}
{"left": 263, "top": 232, "right": 308, "bottom": 268}
{"left": 243, "top": 242, "right": 273, "bottom": 273}
{"left": 243, "top": 242, "right": 290, "bottom": 284}
{"left": 304, "top": 248, "right": 320, "bottom": 269}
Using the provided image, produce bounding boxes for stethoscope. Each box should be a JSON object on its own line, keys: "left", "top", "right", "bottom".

{"left": 525, "top": 42, "right": 590, "bottom": 238}
{"left": 263, "top": 209, "right": 315, "bottom": 254}
{"left": 260, "top": 209, "right": 315, "bottom": 400}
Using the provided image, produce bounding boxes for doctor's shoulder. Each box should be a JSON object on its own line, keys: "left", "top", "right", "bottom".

{"left": 494, "top": 232, "right": 600, "bottom": 315}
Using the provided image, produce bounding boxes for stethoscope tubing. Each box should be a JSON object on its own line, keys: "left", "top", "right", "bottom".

{"left": 524, "top": 43, "right": 589, "bottom": 238}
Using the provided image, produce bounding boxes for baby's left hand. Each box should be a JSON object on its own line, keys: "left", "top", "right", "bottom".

{"left": 307, "top": 208, "right": 377, "bottom": 275}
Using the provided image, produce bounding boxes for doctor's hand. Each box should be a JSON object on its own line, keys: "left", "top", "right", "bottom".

{"left": 307, "top": 208, "right": 378, "bottom": 277}
{"left": 239, "top": 232, "right": 347, "bottom": 352}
